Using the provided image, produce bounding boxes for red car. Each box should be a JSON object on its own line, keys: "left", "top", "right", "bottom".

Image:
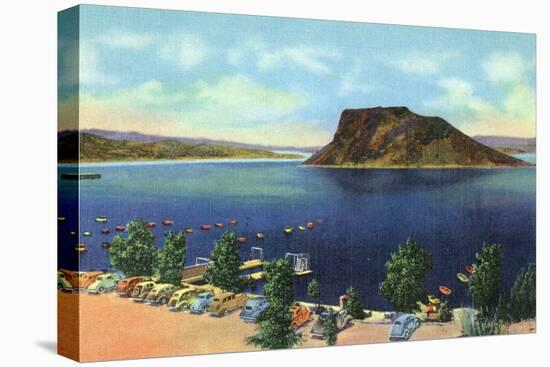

{"left": 116, "top": 276, "right": 149, "bottom": 297}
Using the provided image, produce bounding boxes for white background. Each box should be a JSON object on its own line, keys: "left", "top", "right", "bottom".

{"left": 0, "top": 0, "right": 547, "bottom": 366}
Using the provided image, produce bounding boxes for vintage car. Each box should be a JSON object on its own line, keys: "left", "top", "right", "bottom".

{"left": 310, "top": 309, "right": 352, "bottom": 338}
{"left": 389, "top": 313, "right": 421, "bottom": 341}
{"left": 189, "top": 292, "right": 216, "bottom": 314}
{"left": 290, "top": 303, "right": 313, "bottom": 329}
{"left": 57, "top": 271, "right": 74, "bottom": 291}
{"left": 58, "top": 269, "right": 104, "bottom": 290}
{"left": 144, "top": 283, "right": 178, "bottom": 305}
{"left": 130, "top": 280, "right": 157, "bottom": 302}
{"left": 240, "top": 297, "right": 269, "bottom": 323}
{"left": 208, "top": 292, "right": 248, "bottom": 317}
{"left": 87, "top": 273, "right": 120, "bottom": 294}
{"left": 116, "top": 276, "right": 149, "bottom": 297}
{"left": 168, "top": 288, "right": 201, "bottom": 312}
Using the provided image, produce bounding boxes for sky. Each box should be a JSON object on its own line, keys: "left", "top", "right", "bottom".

{"left": 58, "top": 5, "right": 536, "bottom": 148}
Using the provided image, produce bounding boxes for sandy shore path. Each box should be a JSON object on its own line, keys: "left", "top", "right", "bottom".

{"left": 58, "top": 291, "right": 532, "bottom": 362}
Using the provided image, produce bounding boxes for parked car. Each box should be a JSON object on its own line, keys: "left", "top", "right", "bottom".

{"left": 208, "top": 292, "right": 248, "bottom": 317}
{"left": 130, "top": 280, "right": 157, "bottom": 302}
{"left": 57, "top": 271, "right": 74, "bottom": 292}
{"left": 310, "top": 309, "right": 352, "bottom": 338}
{"left": 240, "top": 297, "right": 269, "bottom": 323}
{"left": 144, "top": 283, "right": 178, "bottom": 305}
{"left": 389, "top": 313, "right": 421, "bottom": 341}
{"left": 290, "top": 303, "right": 313, "bottom": 329}
{"left": 189, "top": 292, "right": 216, "bottom": 314}
{"left": 168, "top": 288, "right": 200, "bottom": 312}
{"left": 116, "top": 276, "right": 149, "bottom": 297}
{"left": 87, "top": 273, "right": 120, "bottom": 294}
{"left": 58, "top": 269, "right": 103, "bottom": 290}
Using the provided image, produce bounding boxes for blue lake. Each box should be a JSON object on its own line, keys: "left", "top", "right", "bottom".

{"left": 58, "top": 157, "right": 536, "bottom": 309}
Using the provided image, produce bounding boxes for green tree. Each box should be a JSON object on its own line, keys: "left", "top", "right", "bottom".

{"left": 323, "top": 309, "right": 338, "bottom": 346}
{"left": 109, "top": 220, "right": 157, "bottom": 277}
{"left": 509, "top": 264, "right": 536, "bottom": 322}
{"left": 156, "top": 231, "right": 186, "bottom": 285}
{"left": 204, "top": 232, "right": 243, "bottom": 292}
{"left": 469, "top": 243, "right": 503, "bottom": 314}
{"left": 345, "top": 286, "right": 366, "bottom": 320}
{"left": 307, "top": 278, "right": 321, "bottom": 312}
{"left": 380, "top": 238, "right": 432, "bottom": 313}
{"left": 248, "top": 259, "right": 300, "bottom": 349}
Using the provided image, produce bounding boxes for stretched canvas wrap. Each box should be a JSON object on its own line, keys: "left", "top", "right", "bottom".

{"left": 57, "top": 4, "right": 536, "bottom": 362}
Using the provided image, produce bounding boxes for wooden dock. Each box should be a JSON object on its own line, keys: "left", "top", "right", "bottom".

{"left": 243, "top": 269, "right": 313, "bottom": 281}
{"left": 181, "top": 259, "right": 265, "bottom": 285}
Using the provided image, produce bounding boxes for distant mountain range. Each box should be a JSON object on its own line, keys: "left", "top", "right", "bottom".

{"left": 58, "top": 131, "right": 304, "bottom": 163}
{"left": 78, "top": 128, "right": 322, "bottom": 153}
{"left": 472, "top": 135, "right": 536, "bottom": 154}
{"left": 305, "top": 106, "right": 532, "bottom": 168}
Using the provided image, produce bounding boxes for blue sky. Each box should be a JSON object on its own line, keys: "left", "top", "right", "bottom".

{"left": 59, "top": 5, "right": 536, "bottom": 147}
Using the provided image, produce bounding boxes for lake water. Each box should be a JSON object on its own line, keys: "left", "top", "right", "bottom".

{"left": 58, "top": 156, "right": 535, "bottom": 309}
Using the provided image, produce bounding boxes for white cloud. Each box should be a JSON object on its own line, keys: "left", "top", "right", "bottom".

{"left": 226, "top": 48, "right": 243, "bottom": 66}
{"left": 161, "top": 33, "right": 209, "bottom": 71}
{"left": 338, "top": 59, "right": 371, "bottom": 96}
{"left": 95, "top": 29, "right": 154, "bottom": 50}
{"left": 482, "top": 51, "right": 531, "bottom": 83}
{"left": 391, "top": 51, "right": 458, "bottom": 75}
{"left": 257, "top": 46, "right": 340, "bottom": 75}
{"left": 79, "top": 44, "right": 118, "bottom": 85}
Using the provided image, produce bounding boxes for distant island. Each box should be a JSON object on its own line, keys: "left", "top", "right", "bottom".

{"left": 305, "top": 106, "right": 533, "bottom": 168}
{"left": 58, "top": 132, "right": 304, "bottom": 163}
{"left": 472, "top": 135, "right": 536, "bottom": 154}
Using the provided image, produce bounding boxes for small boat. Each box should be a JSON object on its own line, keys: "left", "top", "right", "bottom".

{"left": 457, "top": 273, "right": 469, "bottom": 283}
{"left": 58, "top": 216, "right": 66, "bottom": 222}
{"left": 306, "top": 222, "right": 314, "bottom": 230}
{"left": 201, "top": 225, "right": 212, "bottom": 231}
{"left": 256, "top": 233, "right": 265, "bottom": 240}
{"left": 215, "top": 223, "right": 224, "bottom": 228}
{"left": 95, "top": 216, "right": 108, "bottom": 223}
{"left": 465, "top": 266, "right": 475, "bottom": 274}
{"left": 75, "top": 244, "right": 87, "bottom": 252}
{"left": 185, "top": 227, "right": 194, "bottom": 234}
{"left": 228, "top": 220, "right": 238, "bottom": 225}
{"left": 115, "top": 225, "right": 125, "bottom": 232}
{"left": 83, "top": 231, "right": 92, "bottom": 237}
{"left": 298, "top": 225, "right": 306, "bottom": 231}
{"left": 68, "top": 231, "right": 77, "bottom": 236}
{"left": 427, "top": 295, "right": 441, "bottom": 305}
{"left": 237, "top": 237, "right": 248, "bottom": 244}
{"left": 100, "top": 229, "right": 110, "bottom": 235}
{"left": 101, "top": 242, "right": 111, "bottom": 249}
{"left": 146, "top": 222, "right": 156, "bottom": 228}
{"left": 162, "top": 219, "right": 173, "bottom": 226}
{"left": 283, "top": 226, "right": 293, "bottom": 234}
{"left": 439, "top": 286, "right": 452, "bottom": 296}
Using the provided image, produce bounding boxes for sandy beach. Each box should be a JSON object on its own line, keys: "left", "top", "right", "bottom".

{"left": 58, "top": 291, "right": 535, "bottom": 362}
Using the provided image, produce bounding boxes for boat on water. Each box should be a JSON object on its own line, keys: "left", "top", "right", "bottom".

{"left": 61, "top": 173, "right": 101, "bottom": 180}
{"left": 146, "top": 222, "right": 156, "bottom": 228}
{"left": 101, "top": 242, "right": 111, "bottom": 249}
{"left": 68, "top": 231, "right": 77, "bottom": 236}
{"left": 215, "top": 223, "right": 224, "bottom": 228}
{"left": 465, "top": 266, "right": 475, "bottom": 274}
{"left": 298, "top": 225, "right": 306, "bottom": 231}
{"left": 75, "top": 244, "right": 87, "bottom": 252}
{"left": 185, "top": 227, "right": 194, "bottom": 234}
{"left": 439, "top": 286, "right": 452, "bottom": 296}
{"left": 100, "top": 229, "right": 110, "bottom": 235}
{"left": 83, "top": 231, "right": 92, "bottom": 237}
{"left": 427, "top": 295, "right": 441, "bottom": 304}
{"left": 58, "top": 216, "right": 66, "bottom": 222}
{"left": 162, "top": 220, "right": 174, "bottom": 226}
{"left": 306, "top": 222, "right": 314, "bottom": 230}
{"left": 283, "top": 226, "right": 293, "bottom": 234}
{"left": 95, "top": 216, "right": 108, "bottom": 223}
{"left": 228, "top": 220, "right": 238, "bottom": 225}
{"left": 256, "top": 233, "right": 265, "bottom": 240}
{"left": 238, "top": 237, "right": 248, "bottom": 244}
{"left": 457, "top": 273, "right": 469, "bottom": 283}
{"left": 201, "top": 225, "right": 212, "bottom": 230}
{"left": 115, "top": 225, "right": 125, "bottom": 232}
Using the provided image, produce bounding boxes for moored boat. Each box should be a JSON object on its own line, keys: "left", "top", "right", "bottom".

{"left": 95, "top": 216, "right": 108, "bottom": 223}
{"left": 83, "top": 231, "right": 92, "bottom": 237}
{"left": 147, "top": 222, "right": 156, "bottom": 228}
{"left": 162, "top": 219, "right": 174, "bottom": 226}
{"left": 228, "top": 220, "right": 238, "bottom": 225}
{"left": 427, "top": 295, "right": 441, "bottom": 304}
{"left": 68, "top": 231, "right": 77, "bottom": 236}
{"left": 58, "top": 216, "right": 66, "bottom": 222}
{"left": 115, "top": 225, "right": 125, "bottom": 232}
{"left": 185, "top": 227, "right": 194, "bottom": 234}
{"left": 457, "top": 273, "right": 469, "bottom": 283}
{"left": 438, "top": 286, "right": 452, "bottom": 296}
{"left": 215, "top": 223, "right": 224, "bottom": 228}
{"left": 100, "top": 229, "right": 110, "bottom": 235}
{"left": 465, "top": 266, "right": 475, "bottom": 274}
{"left": 298, "top": 225, "right": 306, "bottom": 231}
{"left": 256, "top": 233, "right": 265, "bottom": 240}
{"left": 201, "top": 225, "right": 212, "bottom": 230}
{"left": 306, "top": 222, "right": 314, "bottom": 230}
{"left": 283, "top": 226, "right": 293, "bottom": 234}
{"left": 101, "top": 242, "right": 111, "bottom": 249}
{"left": 238, "top": 237, "right": 248, "bottom": 244}
{"left": 75, "top": 244, "right": 87, "bottom": 252}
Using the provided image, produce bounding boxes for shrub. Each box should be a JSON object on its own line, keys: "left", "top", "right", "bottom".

{"left": 204, "top": 232, "right": 243, "bottom": 292}
{"left": 109, "top": 220, "right": 157, "bottom": 277}
{"left": 156, "top": 231, "right": 186, "bottom": 285}
{"left": 509, "top": 264, "right": 536, "bottom": 322}
{"left": 469, "top": 244, "right": 503, "bottom": 314}
{"left": 345, "top": 287, "right": 367, "bottom": 320}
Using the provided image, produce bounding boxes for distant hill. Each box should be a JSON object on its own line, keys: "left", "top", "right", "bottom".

{"left": 472, "top": 135, "right": 536, "bottom": 154}
{"left": 81, "top": 128, "right": 322, "bottom": 154}
{"left": 305, "top": 106, "right": 532, "bottom": 168}
{"left": 58, "top": 132, "right": 304, "bottom": 163}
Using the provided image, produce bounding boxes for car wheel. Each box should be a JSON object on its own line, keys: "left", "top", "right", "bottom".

{"left": 57, "top": 283, "right": 63, "bottom": 290}
{"left": 98, "top": 287, "right": 105, "bottom": 294}
{"left": 160, "top": 297, "right": 167, "bottom": 305}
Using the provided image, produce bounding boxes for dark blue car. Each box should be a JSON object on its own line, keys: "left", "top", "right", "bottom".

{"left": 239, "top": 297, "right": 268, "bottom": 322}
{"left": 389, "top": 314, "right": 421, "bottom": 341}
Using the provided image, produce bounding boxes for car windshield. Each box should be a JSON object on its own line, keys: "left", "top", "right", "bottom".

{"left": 245, "top": 306, "right": 253, "bottom": 310}
{"left": 97, "top": 276, "right": 105, "bottom": 280}
{"left": 213, "top": 298, "right": 220, "bottom": 302}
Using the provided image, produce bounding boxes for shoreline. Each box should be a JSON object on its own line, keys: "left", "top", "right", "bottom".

{"left": 58, "top": 156, "right": 308, "bottom": 167}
